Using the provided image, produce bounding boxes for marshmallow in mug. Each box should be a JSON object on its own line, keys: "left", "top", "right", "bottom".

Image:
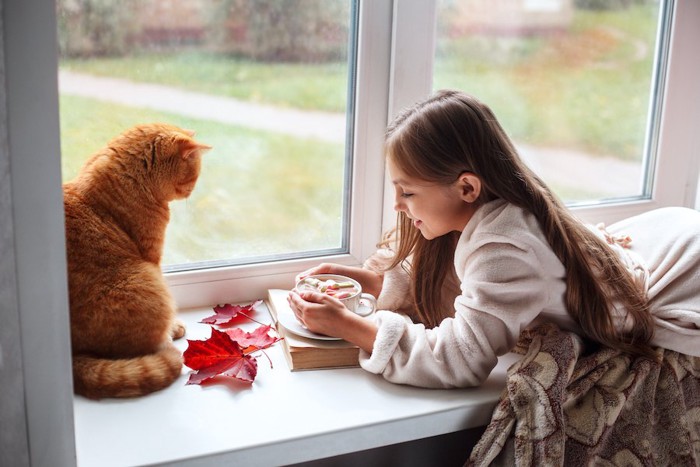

{"left": 295, "top": 274, "right": 377, "bottom": 317}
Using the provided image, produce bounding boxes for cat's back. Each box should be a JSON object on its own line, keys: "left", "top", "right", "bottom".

{"left": 63, "top": 177, "right": 137, "bottom": 263}
{"left": 63, "top": 175, "right": 148, "bottom": 316}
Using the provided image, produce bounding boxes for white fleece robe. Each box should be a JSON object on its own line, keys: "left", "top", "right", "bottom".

{"left": 359, "top": 199, "right": 700, "bottom": 388}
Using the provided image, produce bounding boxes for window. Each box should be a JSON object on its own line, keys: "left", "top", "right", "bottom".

{"left": 57, "top": 0, "right": 360, "bottom": 271}
{"left": 52, "top": 0, "right": 676, "bottom": 297}
{"left": 54, "top": 0, "right": 392, "bottom": 308}
{"left": 387, "top": 0, "right": 694, "bottom": 227}
{"left": 4, "top": 0, "right": 699, "bottom": 464}
{"left": 432, "top": 0, "right": 668, "bottom": 207}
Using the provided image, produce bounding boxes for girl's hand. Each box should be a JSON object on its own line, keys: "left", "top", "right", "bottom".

{"left": 287, "top": 290, "right": 350, "bottom": 337}
{"left": 287, "top": 290, "right": 378, "bottom": 353}
{"left": 296, "top": 263, "right": 383, "bottom": 298}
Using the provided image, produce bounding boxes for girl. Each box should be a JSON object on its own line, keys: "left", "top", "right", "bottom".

{"left": 288, "top": 90, "right": 700, "bottom": 388}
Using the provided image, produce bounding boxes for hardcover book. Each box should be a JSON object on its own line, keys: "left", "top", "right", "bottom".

{"left": 266, "top": 289, "right": 360, "bottom": 371}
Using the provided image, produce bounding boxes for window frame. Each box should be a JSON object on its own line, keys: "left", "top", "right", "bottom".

{"left": 4, "top": 0, "right": 699, "bottom": 465}
{"left": 166, "top": 0, "right": 393, "bottom": 309}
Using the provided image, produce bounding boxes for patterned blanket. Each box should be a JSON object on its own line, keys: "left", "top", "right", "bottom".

{"left": 467, "top": 324, "right": 700, "bottom": 466}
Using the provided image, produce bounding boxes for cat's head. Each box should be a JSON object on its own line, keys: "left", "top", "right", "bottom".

{"left": 107, "top": 123, "right": 212, "bottom": 202}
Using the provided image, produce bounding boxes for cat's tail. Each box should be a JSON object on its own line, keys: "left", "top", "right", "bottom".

{"left": 72, "top": 344, "right": 183, "bottom": 399}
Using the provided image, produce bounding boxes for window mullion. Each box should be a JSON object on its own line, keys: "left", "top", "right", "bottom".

{"left": 383, "top": 0, "right": 438, "bottom": 232}
{"left": 348, "top": 0, "right": 393, "bottom": 263}
{"left": 650, "top": 0, "right": 700, "bottom": 210}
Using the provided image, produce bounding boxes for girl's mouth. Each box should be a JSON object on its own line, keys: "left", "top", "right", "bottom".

{"left": 414, "top": 219, "right": 422, "bottom": 228}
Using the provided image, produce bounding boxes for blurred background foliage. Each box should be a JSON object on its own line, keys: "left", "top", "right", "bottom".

{"left": 56, "top": 0, "right": 660, "bottom": 266}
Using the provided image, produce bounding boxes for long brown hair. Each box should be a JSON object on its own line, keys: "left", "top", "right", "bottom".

{"left": 384, "top": 89, "right": 655, "bottom": 357}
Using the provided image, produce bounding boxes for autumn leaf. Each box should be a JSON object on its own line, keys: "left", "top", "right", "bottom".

{"left": 200, "top": 299, "right": 263, "bottom": 326}
{"left": 225, "top": 325, "right": 281, "bottom": 353}
{"left": 183, "top": 328, "right": 258, "bottom": 384}
{"left": 185, "top": 300, "right": 282, "bottom": 386}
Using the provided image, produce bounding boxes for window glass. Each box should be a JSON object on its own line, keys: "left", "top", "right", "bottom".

{"left": 433, "top": 0, "right": 665, "bottom": 204}
{"left": 57, "top": 0, "right": 356, "bottom": 270}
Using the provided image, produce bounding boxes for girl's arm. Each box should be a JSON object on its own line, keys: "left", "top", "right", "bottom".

{"left": 360, "top": 241, "right": 561, "bottom": 388}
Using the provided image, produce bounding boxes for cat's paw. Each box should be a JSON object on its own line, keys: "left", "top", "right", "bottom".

{"left": 171, "top": 319, "right": 186, "bottom": 340}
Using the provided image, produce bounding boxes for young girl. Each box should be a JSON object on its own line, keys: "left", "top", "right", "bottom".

{"left": 287, "top": 89, "right": 700, "bottom": 388}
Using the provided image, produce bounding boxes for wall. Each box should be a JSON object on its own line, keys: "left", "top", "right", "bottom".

{"left": 0, "top": 5, "right": 30, "bottom": 464}
{"left": 0, "top": 0, "right": 76, "bottom": 465}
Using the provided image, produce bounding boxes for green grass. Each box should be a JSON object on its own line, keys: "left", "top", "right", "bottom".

{"left": 60, "top": 95, "right": 345, "bottom": 266}
{"left": 433, "top": 4, "right": 658, "bottom": 160}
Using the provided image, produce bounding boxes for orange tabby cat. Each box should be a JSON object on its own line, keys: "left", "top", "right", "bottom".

{"left": 63, "top": 123, "right": 211, "bottom": 399}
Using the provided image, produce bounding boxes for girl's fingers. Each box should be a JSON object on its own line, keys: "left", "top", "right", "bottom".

{"left": 295, "top": 263, "right": 337, "bottom": 282}
{"left": 294, "top": 290, "right": 328, "bottom": 305}
{"left": 288, "top": 293, "right": 308, "bottom": 326}
{"left": 289, "top": 290, "right": 324, "bottom": 311}
{"left": 296, "top": 266, "right": 325, "bottom": 281}
{"left": 295, "top": 271, "right": 311, "bottom": 282}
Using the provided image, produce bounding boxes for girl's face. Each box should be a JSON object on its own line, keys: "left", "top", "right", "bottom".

{"left": 388, "top": 157, "right": 480, "bottom": 240}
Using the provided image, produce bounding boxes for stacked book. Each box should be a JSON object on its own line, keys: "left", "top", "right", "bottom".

{"left": 266, "top": 289, "right": 360, "bottom": 371}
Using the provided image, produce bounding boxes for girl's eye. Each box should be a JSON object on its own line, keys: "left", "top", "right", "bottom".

{"left": 400, "top": 192, "right": 413, "bottom": 198}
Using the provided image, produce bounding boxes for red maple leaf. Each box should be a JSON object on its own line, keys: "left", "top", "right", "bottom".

{"left": 183, "top": 328, "right": 259, "bottom": 384}
{"left": 200, "top": 299, "right": 263, "bottom": 326}
{"left": 225, "top": 325, "right": 281, "bottom": 353}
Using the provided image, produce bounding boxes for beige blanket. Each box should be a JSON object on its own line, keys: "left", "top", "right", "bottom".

{"left": 467, "top": 324, "right": 700, "bottom": 466}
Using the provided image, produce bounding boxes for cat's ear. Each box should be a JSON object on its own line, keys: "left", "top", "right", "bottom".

{"left": 179, "top": 138, "right": 212, "bottom": 159}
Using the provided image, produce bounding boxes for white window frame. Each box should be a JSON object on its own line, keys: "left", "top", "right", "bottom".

{"left": 3, "top": 0, "right": 698, "bottom": 465}
{"left": 165, "top": 0, "right": 393, "bottom": 309}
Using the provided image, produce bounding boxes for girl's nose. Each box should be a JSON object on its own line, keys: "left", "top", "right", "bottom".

{"left": 393, "top": 185, "right": 407, "bottom": 212}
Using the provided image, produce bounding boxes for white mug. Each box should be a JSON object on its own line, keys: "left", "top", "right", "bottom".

{"left": 295, "top": 274, "right": 377, "bottom": 317}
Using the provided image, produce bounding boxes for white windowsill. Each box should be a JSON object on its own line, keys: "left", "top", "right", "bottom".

{"left": 73, "top": 302, "right": 517, "bottom": 466}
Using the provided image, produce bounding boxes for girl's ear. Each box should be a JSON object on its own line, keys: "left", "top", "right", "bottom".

{"left": 457, "top": 172, "right": 482, "bottom": 203}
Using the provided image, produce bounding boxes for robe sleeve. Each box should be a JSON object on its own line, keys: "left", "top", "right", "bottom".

{"left": 359, "top": 241, "right": 552, "bottom": 388}
{"left": 363, "top": 247, "right": 415, "bottom": 317}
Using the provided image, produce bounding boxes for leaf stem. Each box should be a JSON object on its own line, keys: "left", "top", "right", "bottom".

{"left": 245, "top": 347, "right": 276, "bottom": 369}
{"left": 237, "top": 310, "right": 268, "bottom": 326}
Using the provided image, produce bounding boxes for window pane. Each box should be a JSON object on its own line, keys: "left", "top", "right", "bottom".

{"left": 57, "top": 0, "right": 356, "bottom": 270}
{"left": 433, "top": 0, "right": 665, "bottom": 204}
